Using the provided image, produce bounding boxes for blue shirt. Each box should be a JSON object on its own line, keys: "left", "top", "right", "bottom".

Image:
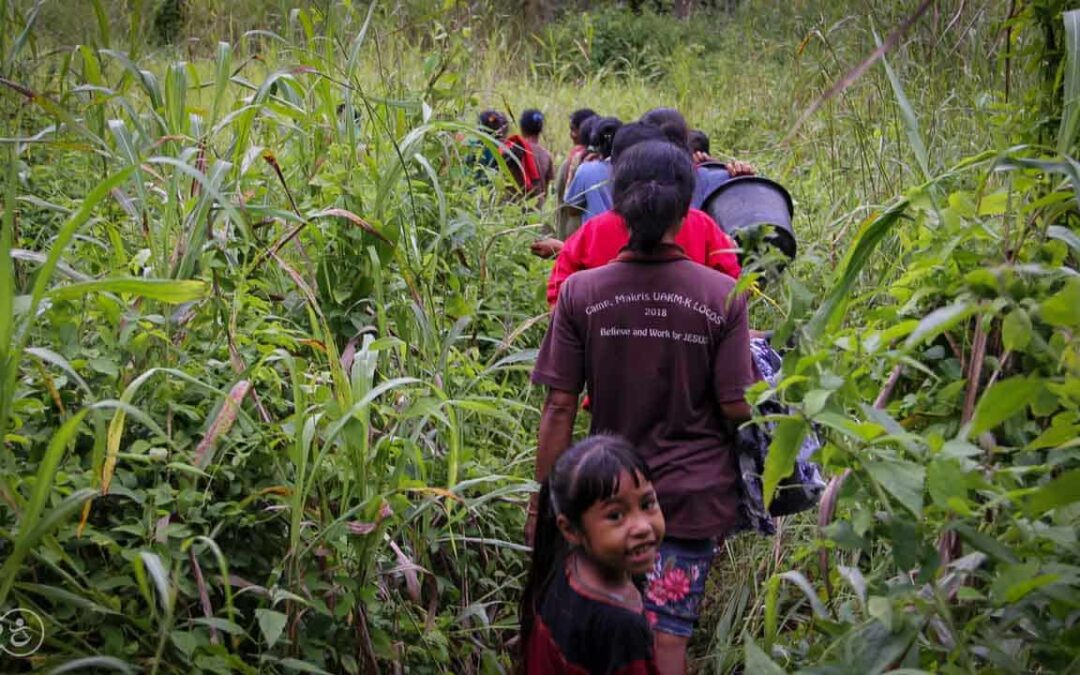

{"left": 692, "top": 163, "right": 732, "bottom": 210}
{"left": 565, "top": 160, "right": 612, "bottom": 224}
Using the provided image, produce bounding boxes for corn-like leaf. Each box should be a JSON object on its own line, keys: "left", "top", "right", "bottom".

{"left": 761, "top": 417, "right": 808, "bottom": 509}
{"left": 47, "top": 277, "right": 208, "bottom": 303}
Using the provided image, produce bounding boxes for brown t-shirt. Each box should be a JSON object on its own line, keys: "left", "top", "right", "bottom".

{"left": 532, "top": 245, "right": 754, "bottom": 539}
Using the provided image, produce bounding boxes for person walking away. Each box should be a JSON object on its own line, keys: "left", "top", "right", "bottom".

{"left": 531, "top": 140, "right": 755, "bottom": 674}
{"left": 639, "top": 109, "right": 755, "bottom": 209}
{"left": 533, "top": 110, "right": 598, "bottom": 258}
{"left": 476, "top": 109, "right": 510, "bottom": 170}
{"left": 474, "top": 109, "right": 542, "bottom": 198}
{"left": 564, "top": 116, "right": 622, "bottom": 226}
{"left": 520, "top": 435, "right": 664, "bottom": 674}
{"left": 545, "top": 123, "right": 741, "bottom": 306}
{"left": 520, "top": 108, "right": 555, "bottom": 203}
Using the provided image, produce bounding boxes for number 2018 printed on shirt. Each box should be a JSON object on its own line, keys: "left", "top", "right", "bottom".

{"left": 644, "top": 307, "right": 667, "bottom": 317}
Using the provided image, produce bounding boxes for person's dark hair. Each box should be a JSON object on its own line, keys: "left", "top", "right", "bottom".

{"left": 612, "top": 140, "right": 695, "bottom": 252}
{"left": 521, "top": 108, "right": 545, "bottom": 137}
{"left": 478, "top": 109, "right": 508, "bottom": 137}
{"left": 640, "top": 107, "right": 690, "bottom": 152}
{"left": 689, "top": 129, "right": 710, "bottom": 155}
{"left": 576, "top": 116, "right": 597, "bottom": 148}
{"left": 519, "top": 435, "right": 652, "bottom": 657}
{"left": 569, "top": 108, "right": 598, "bottom": 132}
{"left": 610, "top": 122, "right": 666, "bottom": 163}
{"left": 588, "top": 116, "right": 623, "bottom": 159}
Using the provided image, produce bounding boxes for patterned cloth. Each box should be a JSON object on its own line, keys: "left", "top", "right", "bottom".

{"left": 643, "top": 538, "right": 716, "bottom": 638}
{"left": 732, "top": 337, "right": 827, "bottom": 536}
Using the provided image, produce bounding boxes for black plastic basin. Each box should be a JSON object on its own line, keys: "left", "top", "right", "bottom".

{"left": 702, "top": 176, "right": 796, "bottom": 259}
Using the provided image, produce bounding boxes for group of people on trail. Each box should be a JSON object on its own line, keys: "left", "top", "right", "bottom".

{"left": 484, "top": 104, "right": 773, "bottom": 675}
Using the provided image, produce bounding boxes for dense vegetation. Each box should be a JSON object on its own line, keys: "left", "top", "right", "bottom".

{"left": 1, "top": 0, "right": 1077, "bottom": 673}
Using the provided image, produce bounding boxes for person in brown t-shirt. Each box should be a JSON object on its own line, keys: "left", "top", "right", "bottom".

{"left": 530, "top": 140, "right": 753, "bottom": 675}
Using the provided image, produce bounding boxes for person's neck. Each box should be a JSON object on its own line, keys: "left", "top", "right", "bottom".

{"left": 572, "top": 551, "right": 635, "bottom": 598}
{"left": 660, "top": 231, "right": 680, "bottom": 245}
{"left": 524, "top": 134, "right": 539, "bottom": 143}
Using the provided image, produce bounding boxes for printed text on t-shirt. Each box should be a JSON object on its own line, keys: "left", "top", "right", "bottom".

{"left": 584, "top": 290, "right": 725, "bottom": 326}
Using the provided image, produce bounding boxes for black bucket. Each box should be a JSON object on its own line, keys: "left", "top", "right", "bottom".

{"left": 702, "top": 176, "right": 796, "bottom": 259}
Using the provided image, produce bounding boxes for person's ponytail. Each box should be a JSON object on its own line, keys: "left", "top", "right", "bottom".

{"left": 518, "top": 479, "right": 565, "bottom": 660}
{"left": 613, "top": 141, "right": 695, "bottom": 253}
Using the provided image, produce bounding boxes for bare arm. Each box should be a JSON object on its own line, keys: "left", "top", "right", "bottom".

{"left": 719, "top": 400, "right": 752, "bottom": 424}
{"left": 536, "top": 388, "right": 579, "bottom": 482}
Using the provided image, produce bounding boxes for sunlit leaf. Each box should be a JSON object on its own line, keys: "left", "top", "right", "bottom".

{"left": 971, "top": 376, "right": 1043, "bottom": 436}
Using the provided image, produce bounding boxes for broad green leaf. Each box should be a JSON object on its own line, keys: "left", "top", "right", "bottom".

{"left": 927, "top": 458, "right": 966, "bottom": 509}
{"left": 867, "top": 596, "right": 893, "bottom": 631}
{"left": 1002, "top": 309, "right": 1032, "bottom": 352}
{"left": 904, "top": 301, "right": 978, "bottom": 348}
{"left": 977, "top": 190, "right": 1008, "bottom": 216}
{"left": 277, "top": 658, "right": 334, "bottom": 674}
{"left": 1040, "top": 278, "right": 1080, "bottom": 328}
{"left": 256, "top": 608, "right": 288, "bottom": 648}
{"left": 991, "top": 562, "right": 1059, "bottom": 605}
{"left": 170, "top": 630, "right": 201, "bottom": 659}
{"left": 833, "top": 619, "right": 921, "bottom": 673}
{"left": 192, "top": 617, "right": 246, "bottom": 635}
{"left": 1048, "top": 224, "right": 1080, "bottom": 255}
{"left": 952, "top": 522, "right": 1017, "bottom": 563}
{"left": 1026, "top": 469, "right": 1080, "bottom": 515}
{"left": 761, "top": 417, "right": 808, "bottom": 509}
{"left": 971, "top": 376, "right": 1042, "bottom": 436}
{"left": 802, "top": 389, "right": 831, "bottom": 416}
{"left": 48, "top": 277, "right": 208, "bottom": 303}
{"left": 865, "top": 459, "right": 925, "bottom": 517}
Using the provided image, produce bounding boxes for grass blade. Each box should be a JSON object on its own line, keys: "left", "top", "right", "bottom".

{"left": 1059, "top": 10, "right": 1080, "bottom": 154}
{"left": 0, "top": 411, "right": 88, "bottom": 604}
{"left": 47, "top": 277, "right": 209, "bottom": 303}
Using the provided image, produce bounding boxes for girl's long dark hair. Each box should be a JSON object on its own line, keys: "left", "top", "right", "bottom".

{"left": 518, "top": 435, "right": 652, "bottom": 662}
{"left": 612, "top": 140, "right": 694, "bottom": 253}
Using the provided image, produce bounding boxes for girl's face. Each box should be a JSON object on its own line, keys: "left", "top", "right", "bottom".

{"left": 562, "top": 469, "right": 665, "bottom": 578}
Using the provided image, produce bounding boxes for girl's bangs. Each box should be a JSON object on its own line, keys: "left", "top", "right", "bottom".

{"left": 567, "top": 438, "right": 652, "bottom": 512}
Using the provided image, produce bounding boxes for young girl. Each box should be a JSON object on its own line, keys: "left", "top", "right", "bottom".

{"left": 532, "top": 140, "right": 754, "bottom": 674}
{"left": 520, "top": 435, "right": 665, "bottom": 675}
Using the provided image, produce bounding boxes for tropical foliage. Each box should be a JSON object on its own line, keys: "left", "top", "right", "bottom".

{"left": 0, "top": 1, "right": 1076, "bottom": 673}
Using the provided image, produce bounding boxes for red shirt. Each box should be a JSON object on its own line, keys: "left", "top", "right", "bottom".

{"left": 547, "top": 209, "right": 740, "bottom": 306}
